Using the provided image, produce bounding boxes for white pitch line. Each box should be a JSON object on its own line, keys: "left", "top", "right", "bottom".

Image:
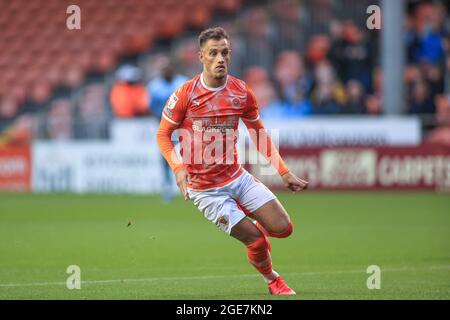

{"left": 0, "top": 265, "right": 449, "bottom": 288}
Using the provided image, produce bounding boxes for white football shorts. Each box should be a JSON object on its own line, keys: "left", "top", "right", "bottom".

{"left": 187, "top": 169, "right": 277, "bottom": 234}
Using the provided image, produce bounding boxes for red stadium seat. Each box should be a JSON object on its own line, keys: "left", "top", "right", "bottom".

{"left": 123, "top": 33, "right": 152, "bottom": 55}
{"left": 71, "top": 51, "right": 93, "bottom": 72}
{"left": 0, "top": 0, "right": 245, "bottom": 119}
{"left": 154, "top": 10, "right": 185, "bottom": 39}
{"left": 29, "top": 81, "right": 52, "bottom": 104}
{"left": 43, "top": 65, "right": 64, "bottom": 87}
{"left": 61, "top": 66, "right": 85, "bottom": 88}
{"left": 215, "top": 0, "right": 242, "bottom": 13}
{"left": 186, "top": 6, "right": 212, "bottom": 29}
{"left": 93, "top": 51, "right": 116, "bottom": 73}
{"left": 0, "top": 96, "right": 19, "bottom": 119}
{"left": 9, "top": 84, "right": 28, "bottom": 104}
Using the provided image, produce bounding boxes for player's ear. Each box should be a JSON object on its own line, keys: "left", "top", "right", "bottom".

{"left": 198, "top": 49, "right": 204, "bottom": 64}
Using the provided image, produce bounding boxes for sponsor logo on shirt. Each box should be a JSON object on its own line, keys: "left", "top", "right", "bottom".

{"left": 192, "top": 119, "right": 237, "bottom": 133}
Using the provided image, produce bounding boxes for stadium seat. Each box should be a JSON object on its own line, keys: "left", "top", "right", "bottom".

{"left": 0, "top": 0, "right": 244, "bottom": 117}
{"left": 9, "top": 85, "right": 28, "bottom": 104}
{"left": 215, "top": 0, "right": 242, "bottom": 13}
{"left": 0, "top": 96, "right": 19, "bottom": 119}
{"left": 93, "top": 51, "right": 117, "bottom": 73}
{"left": 30, "top": 82, "right": 52, "bottom": 104}
{"left": 186, "top": 7, "right": 212, "bottom": 29}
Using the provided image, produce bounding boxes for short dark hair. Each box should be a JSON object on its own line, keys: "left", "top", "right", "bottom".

{"left": 198, "top": 27, "right": 229, "bottom": 48}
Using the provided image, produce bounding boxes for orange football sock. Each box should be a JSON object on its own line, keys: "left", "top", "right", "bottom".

{"left": 246, "top": 234, "right": 274, "bottom": 279}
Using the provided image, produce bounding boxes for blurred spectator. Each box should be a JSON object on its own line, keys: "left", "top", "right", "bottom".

{"left": 329, "top": 20, "right": 374, "bottom": 91}
{"left": 253, "top": 82, "right": 288, "bottom": 119}
{"left": 446, "top": 51, "right": 450, "bottom": 93}
{"left": 110, "top": 65, "right": 149, "bottom": 118}
{"left": 243, "top": 66, "right": 288, "bottom": 118}
{"left": 365, "top": 67, "right": 383, "bottom": 115}
{"left": 426, "top": 94, "right": 450, "bottom": 146}
{"left": 343, "top": 79, "right": 367, "bottom": 114}
{"left": 306, "top": 34, "right": 331, "bottom": 66}
{"left": 147, "top": 58, "right": 188, "bottom": 203}
{"left": 419, "top": 62, "right": 445, "bottom": 97}
{"left": 407, "top": 2, "right": 445, "bottom": 65}
{"left": 404, "top": 65, "right": 422, "bottom": 88}
{"left": 435, "top": 95, "right": 450, "bottom": 127}
{"left": 310, "top": 60, "right": 346, "bottom": 114}
{"left": 46, "top": 98, "right": 73, "bottom": 140}
{"left": 243, "top": 66, "right": 270, "bottom": 88}
{"left": 408, "top": 80, "right": 436, "bottom": 114}
{"left": 273, "top": 51, "right": 313, "bottom": 116}
{"left": 147, "top": 57, "right": 188, "bottom": 119}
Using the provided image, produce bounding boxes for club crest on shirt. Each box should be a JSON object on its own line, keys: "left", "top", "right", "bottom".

{"left": 232, "top": 97, "right": 240, "bottom": 108}
{"left": 167, "top": 93, "right": 179, "bottom": 110}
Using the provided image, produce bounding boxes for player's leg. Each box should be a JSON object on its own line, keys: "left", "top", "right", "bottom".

{"left": 251, "top": 198, "right": 294, "bottom": 238}
{"left": 228, "top": 172, "right": 296, "bottom": 294}
{"left": 229, "top": 215, "right": 260, "bottom": 244}
{"left": 229, "top": 217, "right": 278, "bottom": 282}
{"left": 232, "top": 172, "right": 294, "bottom": 238}
{"left": 187, "top": 187, "right": 279, "bottom": 285}
{"left": 188, "top": 184, "right": 295, "bottom": 294}
{"left": 230, "top": 211, "right": 296, "bottom": 295}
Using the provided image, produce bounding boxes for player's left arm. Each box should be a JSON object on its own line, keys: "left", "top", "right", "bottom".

{"left": 242, "top": 85, "right": 308, "bottom": 192}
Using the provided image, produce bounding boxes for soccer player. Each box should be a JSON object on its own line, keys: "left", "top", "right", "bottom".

{"left": 156, "top": 27, "right": 308, "bottom": 295}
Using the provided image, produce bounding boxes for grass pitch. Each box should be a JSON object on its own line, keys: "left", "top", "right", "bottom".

{"left": 0, "top": 192, "right": 449, "bottom": 299}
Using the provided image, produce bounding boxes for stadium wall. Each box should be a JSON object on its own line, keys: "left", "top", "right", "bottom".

{"left": 249, "top": 145, "right": 450, "bottom": 192}
{"left": 1, "top": 118, "right": 448, "bottom": 193}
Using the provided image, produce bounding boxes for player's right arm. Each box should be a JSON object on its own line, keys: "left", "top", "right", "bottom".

{"left": 156, "top": 86, "right": 190, "bottom": 200}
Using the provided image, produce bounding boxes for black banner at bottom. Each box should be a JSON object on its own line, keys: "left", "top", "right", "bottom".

{"left": 0, "top": 300, "right": 443, "bottom": 318}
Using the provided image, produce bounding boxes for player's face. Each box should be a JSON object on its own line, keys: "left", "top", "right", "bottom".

{"left": 199, "top": 38, "right": 231, "bottom": 81}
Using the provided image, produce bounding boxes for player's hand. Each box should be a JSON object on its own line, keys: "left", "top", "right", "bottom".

{"left": 175, "top": 168, "right": 190, "bottom": 200}
{"left": 281, "top": 171, "right": 308, "bottom": 192}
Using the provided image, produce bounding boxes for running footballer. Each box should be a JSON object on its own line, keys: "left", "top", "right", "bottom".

{"left": 156, "top": 27, "right": 308, "bottom": 295}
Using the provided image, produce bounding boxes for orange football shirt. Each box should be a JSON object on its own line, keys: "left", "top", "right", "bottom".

{"left": 158, "top": 73, "right": 288, "bottom": 190}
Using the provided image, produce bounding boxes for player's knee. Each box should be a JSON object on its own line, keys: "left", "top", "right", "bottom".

{"left": 271, "top": 221, "right": 294, "bottom": 238}
{"left": 282, "top": 222, "right": 294, "bottom": 238}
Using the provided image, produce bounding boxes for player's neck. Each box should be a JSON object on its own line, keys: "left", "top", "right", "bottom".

{"left": 201, "top": 72, "right": 227, "bottom": 89}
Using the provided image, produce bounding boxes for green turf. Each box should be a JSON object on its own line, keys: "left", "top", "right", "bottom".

{"left": 0, "top": 192, "right": 449, "bottom": 299}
